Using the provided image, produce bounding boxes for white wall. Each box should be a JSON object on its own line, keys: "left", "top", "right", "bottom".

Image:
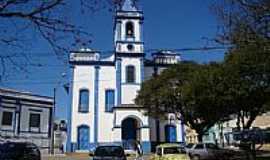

{"left": 121, "top": 58, "right": 142, "bottom": 104}
{"left": 71, "top": 65, "right": 95, "bottom": 143}
{"left": 98, "top": 66, "right": 116, "bottom": 142}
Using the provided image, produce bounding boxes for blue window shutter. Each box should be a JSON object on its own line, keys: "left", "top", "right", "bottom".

{"left": 105, "top": 90, "right": 115, "bottom": 112}
{"left": 79, "top": 89, "right": 89, "bottom": 112}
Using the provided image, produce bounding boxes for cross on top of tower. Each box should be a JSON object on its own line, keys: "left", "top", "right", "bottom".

{"left": 121, "top": 0, "right": 138, "bottom": 11}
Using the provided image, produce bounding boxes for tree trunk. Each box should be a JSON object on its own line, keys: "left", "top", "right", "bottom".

{"left": 244, "top": 113, "right": 257, "bottom": 130}
{"left": 236, "top": 113, "right": 241, "bottom": 131}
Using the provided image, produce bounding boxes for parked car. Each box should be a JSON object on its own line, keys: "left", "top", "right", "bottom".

{"left": 188, "top": 143, "right": 234, "bottom": 160}
{"left": 152, "top": 143, "right": 190, "bottom": 160}
{"left": 185, "top": 143, "right": 195, "bottom": 153}
{"left": 90, "top": 145, "right": 127, "bottom": 160}
{"left": 0, "top": 142, "right": 41, "bottom": 160}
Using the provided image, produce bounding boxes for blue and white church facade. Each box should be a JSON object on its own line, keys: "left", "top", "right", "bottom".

{"left": 67, "top": 0, "right": 185, "bottom": 153}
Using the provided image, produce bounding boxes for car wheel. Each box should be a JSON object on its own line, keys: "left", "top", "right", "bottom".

{"left": 192, "top": 155, "right": 200, "bottom": 160}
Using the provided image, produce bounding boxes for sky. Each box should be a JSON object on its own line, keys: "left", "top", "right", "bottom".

{"left": 0, "top": 0, "right": 226, "bottom": 120}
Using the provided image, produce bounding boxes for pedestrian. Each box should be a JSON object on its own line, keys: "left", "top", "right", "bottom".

{"left": 135, "top": 141, "right": 143, "bottom": 160}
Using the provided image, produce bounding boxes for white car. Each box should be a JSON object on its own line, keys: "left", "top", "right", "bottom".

{"left": 188, "top": 143, "right": 233, "bottom": 160}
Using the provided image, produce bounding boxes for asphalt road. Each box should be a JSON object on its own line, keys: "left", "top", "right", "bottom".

{"left": 42, "top": 154, "right": 152, "bottom": 160}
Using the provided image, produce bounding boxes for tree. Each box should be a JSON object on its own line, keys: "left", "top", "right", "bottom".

{"left": 213, "top": 0, "right": 270, "bottom": 130}
{"left": 0, "top": 0, "right": 119, "bottom": 78}
{"left": 223, "top": 40, "right": 270, "bottom": 130}
{"left": 136, "top": 62, "right": 233, "bottom": 142}
{"left": 212, "top": 0, "right": 269, "bottom": 45}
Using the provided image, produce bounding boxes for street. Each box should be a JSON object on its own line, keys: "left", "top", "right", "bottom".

{"left": 42, "top": 154, "right": 152, "bottom": 160}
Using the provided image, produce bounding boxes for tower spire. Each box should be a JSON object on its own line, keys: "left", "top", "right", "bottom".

{"left": 121, "top": 0, "right": 138, "bottom": 11}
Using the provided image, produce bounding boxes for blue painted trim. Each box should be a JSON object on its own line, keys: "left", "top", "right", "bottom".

{"left": 94, "top": 66, "right": 100, "bottom": 145}
{"left": 66, "top": 67, "right": 74, "bottom": 152}
{"left": 113, "top": 125, "right": 149, "bottom": 129}
{"left": 116, "top": 52, "right": 145, "bottom": 57}
{"left": 125, "top": 65, "right": 136, "bottom": 83}
{"left": 121, "top": 83, "right": 140, "bottom": 86}
{"left": 78, "top": 89, "right": 90, "bottom": 113}
{"left": 71, "top": 143, "right": 77, "bottom": 152}
{"left": 116, "top": 16, "right": 144, "bottom": 20}
{"left": 116, "top": 40, "right": 144, "bottom": 44}
{"left": 142, "top": 141, "right": 151, "bottom": 154}
{"left": 140, "top": 58, "right": 144, "bottom": 83}
{"left": 116, "top": 59, "right": 122, "bottom": 105}
{"left": 105, "top": 89, "right": 115, "bottom": 112}
{"left": 70, "top": 61, "right": 115, "bottom": 66}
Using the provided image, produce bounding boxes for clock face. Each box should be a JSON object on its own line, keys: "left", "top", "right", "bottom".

{"left": 127, "top": 44, "right": 134, "bottom": 51}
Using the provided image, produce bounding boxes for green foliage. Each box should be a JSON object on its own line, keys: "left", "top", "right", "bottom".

{"left": 224, "top": 36, "right": 270, "bottom": 130}
{"left": 136, "top": 62, "right": 233, "bottom": 141}
{"left": 136, "top": 37, "right": 270, "bottom": 139}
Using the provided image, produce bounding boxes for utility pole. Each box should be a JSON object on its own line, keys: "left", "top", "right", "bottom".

{"left": 50, "top": 88, "right": 56, "bottom": 154}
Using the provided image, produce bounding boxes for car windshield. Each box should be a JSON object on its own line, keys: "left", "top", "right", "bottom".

{"left": 95, "top": 146, "right": 124, "bottom": 157}
{"left": 206, "top": 143, "right": 219, "bottom": 150}
{"left": 163, "top": 147, "right": 184, "bottom": 154}
{"left": 186, "top": 144, "right": 194, "bottom": 149}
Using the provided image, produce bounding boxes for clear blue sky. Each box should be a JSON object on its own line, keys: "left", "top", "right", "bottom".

{"left": 1, "top": 0, "right": 225, "bottom": 120}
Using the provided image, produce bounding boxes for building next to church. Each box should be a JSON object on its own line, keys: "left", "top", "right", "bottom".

{"left": 67, "top": 0, "right": 185, "bottom": 153}
{"left": 0, "top": 88, "right": 53, "bottom": 152}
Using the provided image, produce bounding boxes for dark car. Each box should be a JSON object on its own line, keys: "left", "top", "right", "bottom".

{"left": 91, "top": 145, "right": 127, "bottom": 160}
{"left": 0, "top": 142, "right": 41, "bottom": 160}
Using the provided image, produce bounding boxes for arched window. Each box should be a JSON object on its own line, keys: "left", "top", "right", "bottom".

{"left": 79, "top": 89, "right": 89, "bottom": 113}
{"left": 126, "top": 22, "right": 134, "bottom": 37}
{"left": 126, "top": 65, "right": 135, "bottom": 83}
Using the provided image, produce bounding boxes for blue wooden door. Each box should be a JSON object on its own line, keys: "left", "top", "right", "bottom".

{"left": 165, "top": 125, "right": 177, "bottom": 142}
{"left": 122, "top": 118, "right": 137, "bottom": 141}
{"left": 78, "top": 126, "right": 89, "bottom": 150}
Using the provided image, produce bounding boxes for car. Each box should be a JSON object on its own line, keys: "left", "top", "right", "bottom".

{"left": 151, "top": 143, "right": 190, "bottom": 160}
{"left": 185, "top": 143, "right": 195, "bottom": 153}
{"left": 188, "top": 143, "right": 234, "bottom": 160}
{"left": 90, "top": 145, "right": 127, "bottom": 160}
{"left": 0, "top": 141, "right": 41, "bottom": 160}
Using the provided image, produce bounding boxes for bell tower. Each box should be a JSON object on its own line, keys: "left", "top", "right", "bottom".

{"left": 114, "top": 0, "right": 144, "bottom": 55}
{"left": 114, "top": 0, "right": 144, "bottom": 105}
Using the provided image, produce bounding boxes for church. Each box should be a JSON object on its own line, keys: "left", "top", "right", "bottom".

{"left": 66, "top": 0, "right": 185, "bottom": 153}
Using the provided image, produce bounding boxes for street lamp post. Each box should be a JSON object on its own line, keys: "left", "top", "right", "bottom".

{"left": 50, "top": 73, "right": 66, "bottom": 155}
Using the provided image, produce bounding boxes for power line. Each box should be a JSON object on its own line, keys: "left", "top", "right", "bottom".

{"left": 0, "top": 46, "right": 227, "bottom": 58}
